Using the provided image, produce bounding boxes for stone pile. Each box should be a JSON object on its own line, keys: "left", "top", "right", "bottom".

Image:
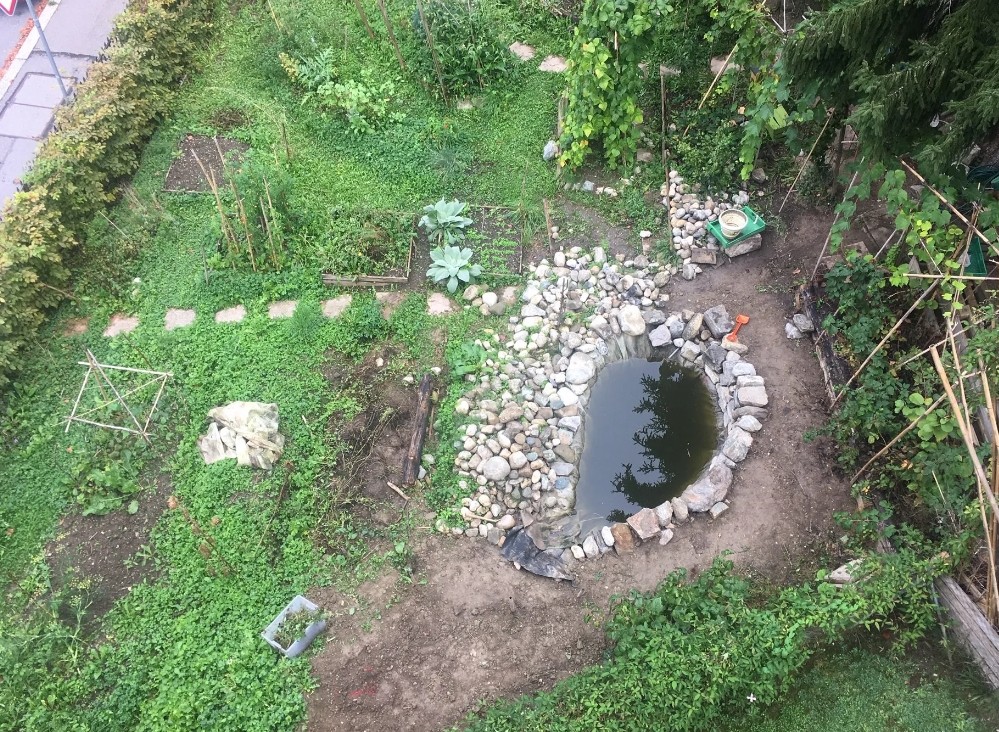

{"left": 442, "top": 248, "right": 769, "bottom": 564}
{"left": 660, "top": 170, "right": 758, "bottom": 277}
{"left": 198, "top": 402, "right": 285, "bottom": 470}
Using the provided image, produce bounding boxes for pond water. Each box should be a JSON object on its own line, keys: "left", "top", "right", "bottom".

{"left": 573, "top": 358, "right": 718, "bottom": 531}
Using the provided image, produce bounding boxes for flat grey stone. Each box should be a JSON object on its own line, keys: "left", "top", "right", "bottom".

{"left": 322, "top": 295, "right": 352, "bottom": 318}
{"left": 785, "top": 322, "right": 805, "bottom": 339}
{"left": 702, "top": 305, "right": 735, "bottom": 339}
{"left": 617, "top": 305, "right": 646, "bottom": 336}
{"left": 648, "top": 323, "right": 673, "bottom": 348}
{"left": 690, "top": 247, "right": 717, "bottom": 265}
{"left": 627, "top": 508, "right": 661, "bottom": 540}
{"left": 724, "top": 233, "right": 762, "bottom": 258}
{"left": 681, "top": 460, "right": 733, "bottom": 512}
{"left": 11, "top": 73, "right": 69, "bottom": 109}
{"left": 709, "top": 502, "right": 729, "bottom": 518}
{"left": 671, "top": 496, "right": 689, "bottom": 522}
{"left": 565, "top": 352, "right": 596, "bottom": 384}
{"left": 737, "top": 386, "right": 769, "bottom": 408}
{"left": 215, "top": 305, "right": 246, "bottom": 323}
{"left": 722, "top": 427, "right": 753, "bottom": 462}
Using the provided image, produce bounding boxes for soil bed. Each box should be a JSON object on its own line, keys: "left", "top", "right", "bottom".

{"left": 163, "top": 134, "right": 249, "bottom": 193}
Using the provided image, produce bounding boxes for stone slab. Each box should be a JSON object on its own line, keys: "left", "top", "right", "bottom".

{"left": 689, "top": 247, "right": 717, "bottom": 265}
{"left": 267, "top": 300, "right": 297, "bottom": 319}
{"left": 165, "top": 308, "right": 196, "bottom": 331}
{"left": 626, "top": 507, "right": 661, "bottom": 540}
{"left": 538, "top": 55, "right": 567, "bottom": 73}
{"left": 724, "top": 233, "right": 762, "bottom": 258}
{"left": 0, "top": 103, "right": 52, "bottom": 138}
{"left": 322, "top": 295, "right": 352, "bottom": 318}
{"left": 11, "top": 73, "right": 68, "bottom": 109}
{"left": 509, "top": 41, "right": 535, "bottom": 61}
{"left": 103, "top": 314, "right": 138, "bottom": 337}
{"left": 215, "top": 305, "right": 246, "bottom": 323}
{"left": 427, "top": 292, "right": 454, "bottom": 315}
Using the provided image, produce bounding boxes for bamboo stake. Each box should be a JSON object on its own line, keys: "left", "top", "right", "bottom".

{"left": 977, "top": 365, "right": 999, "bottom": 621}
{"left": 850, "top": 394, "right": 947, "bottom": 485}
{"left": 696, "top": 44, "right": 737, "bottom": 111}
{"left": 930, "top": 346, "right": 999, "bottom": 520}
{"left": 899, "top": 158, "right": 999, "bottom": 258}
{"left": 831, "top": 279, "right": 939, "bottom": 408}
{"left": 192, "top": 151, "right": 239, "bottom": 255}
{"left": 810, "top": 167, "right": 862, "bottom": 281}
{"left": 660, "top": 67, "right": 667, "bottom": 170}
{"left": 88, "top": 351, "right": 150, "bottom": 443}
{"left": 415, "top": 0, "right": 448, "bottom": 104}
{"left": 375, "top": 0, "right": 407, "bottom": 71}
{"left": 900, "top": 272, "right": 999, "bottom": 283}
{"left": 351, "top": 0, "right": 377, "bottom": 40}
{"left": 779, "top": 109, "right": 833, "bottom": 214}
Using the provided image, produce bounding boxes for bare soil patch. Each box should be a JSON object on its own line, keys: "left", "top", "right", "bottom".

{"left": 47, "top": 474, "right": 169, "bottom": 625}
{"left": 164, "top": 134, "right": 249, "bottom": 193}
{"left": 552, "top": 200, "right": 636, "bottom": 260}
{"left": 307, "top": 195, "right": 870, "bottom": 731}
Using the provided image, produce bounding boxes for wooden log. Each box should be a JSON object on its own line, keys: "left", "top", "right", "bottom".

{"left": 936, "top": 575, "right": 999, "bottom": 689}
{"left": 402, "top": 374, "right": 434, "bottom": 485}
{"left": 322, "top": 274, "right": 408, "bottom": 287}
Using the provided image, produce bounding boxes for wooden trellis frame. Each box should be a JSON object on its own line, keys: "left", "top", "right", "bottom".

{"left": 65, "top": 350, "right": 172, "bottom": 444}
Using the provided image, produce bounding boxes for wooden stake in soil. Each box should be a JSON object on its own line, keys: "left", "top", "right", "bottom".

{"left": 351, "top": 0, "right": 377, "bottom": 40}
{"left": 375, "top": 0, "right": 407, "bottom": 71}
{"left": 415, "top": 0, "right": 448, "bottom": 104}
{"left": 659, "top": 67, "right": 668, "bottom": 170}
{"left": 810, "top": 166, "right": 862, "bottom": 281}
{"left": 402, "top": 374, "right": 434, "bottom": 485}
{"left": 779, "top": 109, "right": 833, "bottom": 214}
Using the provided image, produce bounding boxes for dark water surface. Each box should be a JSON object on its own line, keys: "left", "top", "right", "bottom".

{"left": 574, "top": 359, "right": 718, "bottom": 530}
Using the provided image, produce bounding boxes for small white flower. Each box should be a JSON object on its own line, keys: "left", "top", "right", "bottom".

{"left": 132, "top": 277, "right": 142, "bottom": 285}
{"left": 747, "top": 694, "right": 757, "bottom": 703}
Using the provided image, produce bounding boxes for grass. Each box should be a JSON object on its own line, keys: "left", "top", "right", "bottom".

{"left": 718, "top": 646, "right": 997, "bottom": 732}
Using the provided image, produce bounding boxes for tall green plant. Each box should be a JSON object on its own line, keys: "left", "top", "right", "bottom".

{"left": 559, "top": 0, "right": 668, "bottom": 169}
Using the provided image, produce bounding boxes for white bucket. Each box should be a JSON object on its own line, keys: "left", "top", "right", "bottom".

{"left": 719, "top": 209, "right": 748, "bottom": 239}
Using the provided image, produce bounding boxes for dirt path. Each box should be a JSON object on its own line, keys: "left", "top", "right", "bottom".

{"left": 306, "top": 197, "right": 862, "bottom": 731}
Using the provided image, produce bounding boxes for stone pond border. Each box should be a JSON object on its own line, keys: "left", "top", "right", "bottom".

{"left": 442, "top": 247, "right": 770, "bottom": 563}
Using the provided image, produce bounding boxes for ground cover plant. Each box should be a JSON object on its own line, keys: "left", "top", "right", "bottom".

{"left": 1, "top": 0, "right": 998, "bottom": 730}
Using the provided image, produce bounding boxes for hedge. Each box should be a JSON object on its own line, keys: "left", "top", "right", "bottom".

{"left": 0, "top": 0, "right": 215, "bottom": 389}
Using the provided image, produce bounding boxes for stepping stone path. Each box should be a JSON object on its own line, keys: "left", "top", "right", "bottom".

{"left": 267, "top": 300, "right": 297, "bottom": 319}
{"left": 375, "top": 291, "right": 405, "bottom": 318}
{"left": 538, "top": 55, "right": 567, "bottom": 73}
{"left": 104, "top": 314, "right": 139, "bottom": 337}
{"left": 322, "top": 295, "right": 352, "bottom": 318}
{"left": 509, "top": 41, "right": 535, "bottom": 61}
{"left": 426, "top": 292, "right": 455, "bottom": 315}
{"left": 165, "top": 308, "right": 195, "bottom": 331}
{"left": 64, "top": 317, "right": 89, "bottom": 336}
{"left": 215, "top": 305, "right": 246, "bottom": 323}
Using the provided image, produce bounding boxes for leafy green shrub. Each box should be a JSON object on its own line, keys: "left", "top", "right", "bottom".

{"left": 0, "top": 0, "right": 215, "bottom": 390}
{"left": 462, "top": 550, "right": 945, "bottom": 731}
{"left": 427, "top": 245, "right": 481, "bottom": 293}
{"left": 341, "top": 296, "right": 389, "bottom": 346}
{"left": 448, "top": 341, "right": 487, "bottom": 376}
{"left": 411, "top": 0, "right": 510, "bottom": 97}
{"left": 281, "top": 51, "right": 404, "bottom": 134}
{"left": 419, "top": 199, "right": 473, "bottom": 245}
{"left": 323, "top": 209, "right": 416, "bottom": 276}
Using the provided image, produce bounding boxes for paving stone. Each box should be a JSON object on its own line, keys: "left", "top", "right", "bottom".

{"left": 11, "top": 73, "right": 69, "bottom": 109}
{"left": 103, "top": 314, "right": 138, "bottom": 337}
{"left": 538, "top": 55, "right": 567, "bottom": 72}
{"left": 165, "top": 308, "right": 196, "bottom": 331}
{"left": 0, "top": 103, "right": 53, "bottom": 139}
{"left": 215, "top": 305, "right": 246, "bottom": 323}
{"left": 268, "top": 300, "right": 297, "bottom": 319}
{"left": 322, "top": 295, "right": 352, "bottom": 318}
{"left": 509, "top": 41, "right": 535, "bottom": 61}
{"left": 427, "top": 292, "right": 455, "bottom": 315}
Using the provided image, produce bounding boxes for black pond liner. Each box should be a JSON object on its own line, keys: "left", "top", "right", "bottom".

{"left": 572, "top": 358, "right": 719, "bottom": 533}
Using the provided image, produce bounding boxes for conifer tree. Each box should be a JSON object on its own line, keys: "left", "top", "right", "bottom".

{"left": 785, "top": 0, "right": 999, "bottom": 173}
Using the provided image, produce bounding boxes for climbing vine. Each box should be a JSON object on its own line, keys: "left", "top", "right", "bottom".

{"left": 558, "top": 0, "right": 668, "bottom": 170}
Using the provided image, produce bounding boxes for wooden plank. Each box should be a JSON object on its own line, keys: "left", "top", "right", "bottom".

{"left": 936, "top": 575, "right": 999, "bottom": 689}
{"left": 322, "top": 274, "right": 408, "bottom": 287}
{"left": 402, "top": 374, "right": 434, "bottom": 485}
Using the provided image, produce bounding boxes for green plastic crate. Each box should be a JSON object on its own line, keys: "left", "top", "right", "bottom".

{"left": 706, "top": 206, "right": 766, "bottom": 248}
{"left": 967, "top": 236, "right": 987, "bottom": 277}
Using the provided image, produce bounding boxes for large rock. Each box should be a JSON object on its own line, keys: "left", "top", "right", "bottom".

{"left": 702, "top": 305, "right": 735, "bottom": 339}
{"left": 565, "top": 352, "right": 597, "bottom": 384}
{"left": 671, "top": 497, "right": 689, "bottom": 522}
{"left": 722, "top": 427, "right": 753, "bottom": 462}
{"left": 681, "top": 460, "right": 733, "bottom": 512}
{"left": 626, "top": 508, "right": 661, "bottom": 540}
{"left": 725, "top": 233, "right": 762, "bottom": 258}
{"left": 610, "top": 523, "right": 637, "bottom": 554}
{"left": 498, "top": 404, "right": 524, "bottom": 423}
{"left": 654, "top": 501, "right": 673, "bottom": 527}
{"left": 202, "top": 401, "right": 284, "bottom": 470}
{"left": 617, "top": 305, "right": 646, "bottom": 336}
{"left": 682, "top": 313, "right": 704, "bottom": 340}
{"left": 481, "top": 456, "right": 512, "bottom": 482}
{"left": 649, "top": 324, "right": 673, "bottom": 348}
{"left": 582, "top": 535, "right": 600, "bottom": 558}
{"left": 737, "top": 386, "right": 769, "bottom": 408}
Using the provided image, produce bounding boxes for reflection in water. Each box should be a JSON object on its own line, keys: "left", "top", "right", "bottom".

{"left": 574, "top": 359, "right": 717, "bottom": 531}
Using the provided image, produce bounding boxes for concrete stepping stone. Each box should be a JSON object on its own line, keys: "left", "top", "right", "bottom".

{"left": 427, "top": 292, "right": 455, "bottom": 316}
{"left": 64, "top": 317, "right": 89, "bottom": 336}
{"left": 267, "top": 300, "right": 297, "bottom": 319}
{"left": 322, "top": 295, "right": 352, "bottom": 318}
{"left": 165, "top": 308, "right": 196, "bottom": 331}
{"left": 509, "top": 41, "right": 535, "bottom": 61}
{"left": 375, "top": 291, "right": 405, "bottom": 319}
{"left": 215, "top": 305, "right": 246, "bottom": 323}
{"left": 538, "top": 55, "right": 567, "bottom": 73}
{"left": 104, "top": 314, "right": 138, "bottom": 337}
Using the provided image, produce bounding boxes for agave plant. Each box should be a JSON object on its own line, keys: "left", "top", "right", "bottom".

{"left": 419, "top": 198, "right": 473, "bottom": 245}
{"left": 426, "top": 245, "right": 481, "bottom": 293}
